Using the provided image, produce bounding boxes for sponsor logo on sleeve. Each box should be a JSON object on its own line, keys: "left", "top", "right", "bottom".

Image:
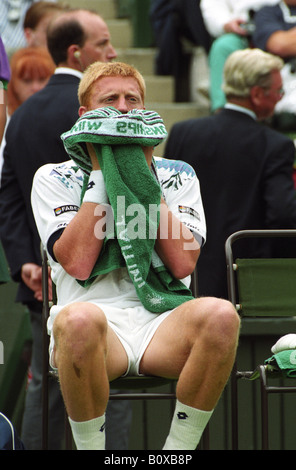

{"left": 178, "top": 205, "right": 200, "bottom": 221}
{"left": 54, "top": 205, "right": 79, "bottom": 216}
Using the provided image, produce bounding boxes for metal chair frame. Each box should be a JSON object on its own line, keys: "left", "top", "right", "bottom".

{"left": 225, "top": 229, "right": 296, "bottom": 450}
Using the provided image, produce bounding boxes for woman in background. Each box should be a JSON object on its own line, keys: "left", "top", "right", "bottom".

{"left": 0, "top": 47, "right": 55, "bottom": 177}
{"left": 7, "top": 46, "right": 55, "bottom": 115}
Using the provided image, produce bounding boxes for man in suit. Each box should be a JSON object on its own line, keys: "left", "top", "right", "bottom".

{"left": 0, "top": 8, "right": 126, "bottom": 449}
{"left": 252, "top": 0, "right": 296, "bottom": 128}
{"left": 164, "top": 48, "right": 296, "bottom": 299}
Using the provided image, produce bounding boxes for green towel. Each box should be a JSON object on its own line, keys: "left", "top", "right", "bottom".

{"left": 265, "top": 350, "right": 296, "bottom": 378}
{"left": 61, "top": 107, "right": 194, "bottom": 313}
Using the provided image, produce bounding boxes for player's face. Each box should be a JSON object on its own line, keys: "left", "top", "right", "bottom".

{"left": 79, "top": 76, "right": 144, "bottom": 115}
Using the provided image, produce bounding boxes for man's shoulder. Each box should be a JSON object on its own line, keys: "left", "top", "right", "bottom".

{"left": 34, "top": 160, "right": 84, "bottom": 186}
{"left": 262, "top": 124, "right": 296, "bottom": 148}
{"left": 255, "top": 3, "right": 281, "bottom": 15}
{"left": 10, "top": 74, "right": 79, "bottom": 112}
{"left": 172, "top": 115, "right": 214, "bottom": 132}
{"left": 153, "top": 156, "right": 196, "bottom": 178}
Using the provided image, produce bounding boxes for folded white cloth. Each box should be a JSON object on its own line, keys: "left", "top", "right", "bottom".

{"left": 271, "top": 334, "right": 296, "bottom": 354}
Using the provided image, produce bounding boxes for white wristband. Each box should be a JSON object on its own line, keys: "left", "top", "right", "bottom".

{"left": 82, "top": 170, "right": 108, "bottom": 205}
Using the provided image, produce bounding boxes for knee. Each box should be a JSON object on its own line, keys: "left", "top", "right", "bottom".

{"left": 209, "top": 298, "right": 240, "bottom": 352}
{"left": 192, "top": 297, "right": 240, "bottom": 349}
{"left": 212, "top": 298, "right": 240, "bottom": 339}
{"left": 53, "top": 302, "right": 107, "bottom": 363}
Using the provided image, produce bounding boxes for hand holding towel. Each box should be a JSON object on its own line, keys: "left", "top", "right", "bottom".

{"left": 61, "top": 107, "right": 194, "bottom": 313}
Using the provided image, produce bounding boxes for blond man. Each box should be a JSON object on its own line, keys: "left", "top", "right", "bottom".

{"left": 32, "top": 61, "right": 240, "bottom": 450}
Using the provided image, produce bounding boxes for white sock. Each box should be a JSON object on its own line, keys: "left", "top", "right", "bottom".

{"left": 68, "top": 414, "right": 106, "bottom": 450}
{"left": 163, "top": 400, "right": 213, "bottom": 450}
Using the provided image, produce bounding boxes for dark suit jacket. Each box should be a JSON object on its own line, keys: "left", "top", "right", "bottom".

{"left": 0, "top": 73, "right": 81, "bottom": 308}
{"left": 164, "top": 108, "right": 296, "bottom": 298}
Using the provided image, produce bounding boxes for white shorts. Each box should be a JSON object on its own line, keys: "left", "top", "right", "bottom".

{"left": 48, "top": 302, "right": 174, "bottom": 376}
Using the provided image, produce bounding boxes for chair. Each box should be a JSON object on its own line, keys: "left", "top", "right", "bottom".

{"left": 225, "top": 229, "right": 296, "bottom": 450}
{"left": 41, "top": 245, "right": 209, "bottom": 450}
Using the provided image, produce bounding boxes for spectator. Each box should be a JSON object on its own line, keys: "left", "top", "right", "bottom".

{"left": 0, "top": 9, "right": 129, "bottom": 450}
{"left": 150, "top": 0, "right": 211, "bottom": 101}
{"left": 0, "top": 47, "right": 55, "bottom": 178}
{"left": 0, "top": 47, "right": 55, "bottom": 179}
{"left": 200, "top": 0, "right": 278, "bottom": 112}
{"left": 7, "top": 47, "right": 54, "bottom": 115}
{"left": 23, "top": 1, "right": 68, "bottom": 49}
{"left": 164, "top": 48, "right": 296, "bottom": 299}
{"left": 0, "top": 0, "right": 58, "bottom": 55}
{"left": 253, "top": 0, "right": 296, "bottom": 129}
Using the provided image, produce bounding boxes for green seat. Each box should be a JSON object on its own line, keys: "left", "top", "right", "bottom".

{"left": 236, "top": 258, "right": 296, "bottom": 318}
{"left": 225, "top": 229, "right": 296, "bottom": 450}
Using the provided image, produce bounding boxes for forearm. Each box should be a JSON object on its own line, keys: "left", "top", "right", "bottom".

{"left": 266, "top": 28, "right": 296, "bottom": 58}
{"left": 154, "top": 199, "right": 200, "bottom": 279}
{"left": 53, "top": 202, "right": 106, "bottom": 280}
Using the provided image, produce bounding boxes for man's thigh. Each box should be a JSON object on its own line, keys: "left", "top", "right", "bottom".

{"left": 52, "top": 301, "right": 129, "bottom": 380}
{"left": 139, "top": 298, "right": 204, "bottom": 378}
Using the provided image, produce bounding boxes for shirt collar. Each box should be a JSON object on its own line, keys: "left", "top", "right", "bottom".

{"left": 54, "top": 67, "right": 83, "bottom": 80}
{"left": 224, "top": 103, "right": 256, "bottom": 120}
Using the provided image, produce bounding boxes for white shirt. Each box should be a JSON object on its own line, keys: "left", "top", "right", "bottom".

{"left": 54, "top": 67, "right": 83, "bottom": 80}
{"left": 31, "top": 157, "right": 206, "bottom": 309}
{"left": 225, "top": 103, "right": 256, "bottom": 120}
{"left": 200, "top": 0, "right": 279, "bottom": 37}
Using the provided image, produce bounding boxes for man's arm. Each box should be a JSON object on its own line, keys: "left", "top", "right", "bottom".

{"left": 54, "top": 196, "right": 200, "bottom": 282}
{"left": 253, "top": 6, "right": 296, "bottom": 57}
{"left": 41, "top": 144, "right": 201, "bottom": 282}
{"left": 155, "top": 198, "right": 200, "bottom": 279}
{"left": 53, "top": 201, "right": 106, "bottom": 280}
{"left": 53, "top": 144, "right": 108, "bottom": 280}
{"left": 21, "top": 262, "right": 52, "bottom": 301}
{"left": 266, "top": 28, "right": 296, "bottom": 58}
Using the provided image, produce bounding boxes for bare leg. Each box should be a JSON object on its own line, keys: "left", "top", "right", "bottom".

{"left": 52, "top": 302, "right": 128, "bottom": 422}
{"left": 140, "top": 297, "right": 240, "bottom": 410}
{"left": 140, "top": 297, "right": 240, "bottom": 449}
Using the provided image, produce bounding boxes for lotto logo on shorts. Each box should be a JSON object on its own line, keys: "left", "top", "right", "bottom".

{"left": 54, "top": 205, "right": 79, "bottom": 216}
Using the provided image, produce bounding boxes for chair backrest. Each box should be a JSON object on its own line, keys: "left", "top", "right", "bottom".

{"left": 225, "top": 229, "right": 296, "bottom": 318}
{"left": 0, "top": 412, "right": 25, "bottom": 450}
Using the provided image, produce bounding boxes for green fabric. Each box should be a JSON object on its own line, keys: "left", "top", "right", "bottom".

{"left": 61, "top": 107, "right": 194, "bottom": 313}
{"left": 0, "top": 80, "right": 8, "bottom": 91}
{"left": 0, "top": 242, "right": 10, "bottom": 284}
{"left": 208, "top": 34, "right": 248, "bottom": 112}
{"left": 236, "top": 258, "right": 296, "bottom": 317}
{"left": 265, "top": 350, "right": 296, "bottom": 378}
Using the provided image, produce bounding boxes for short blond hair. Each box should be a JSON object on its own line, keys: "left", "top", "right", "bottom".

{"left": 78, "top": 61, "right": 146, "bottom": 107}
{"left": 223, "top": 48, "right": 284, "bottom": 98}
